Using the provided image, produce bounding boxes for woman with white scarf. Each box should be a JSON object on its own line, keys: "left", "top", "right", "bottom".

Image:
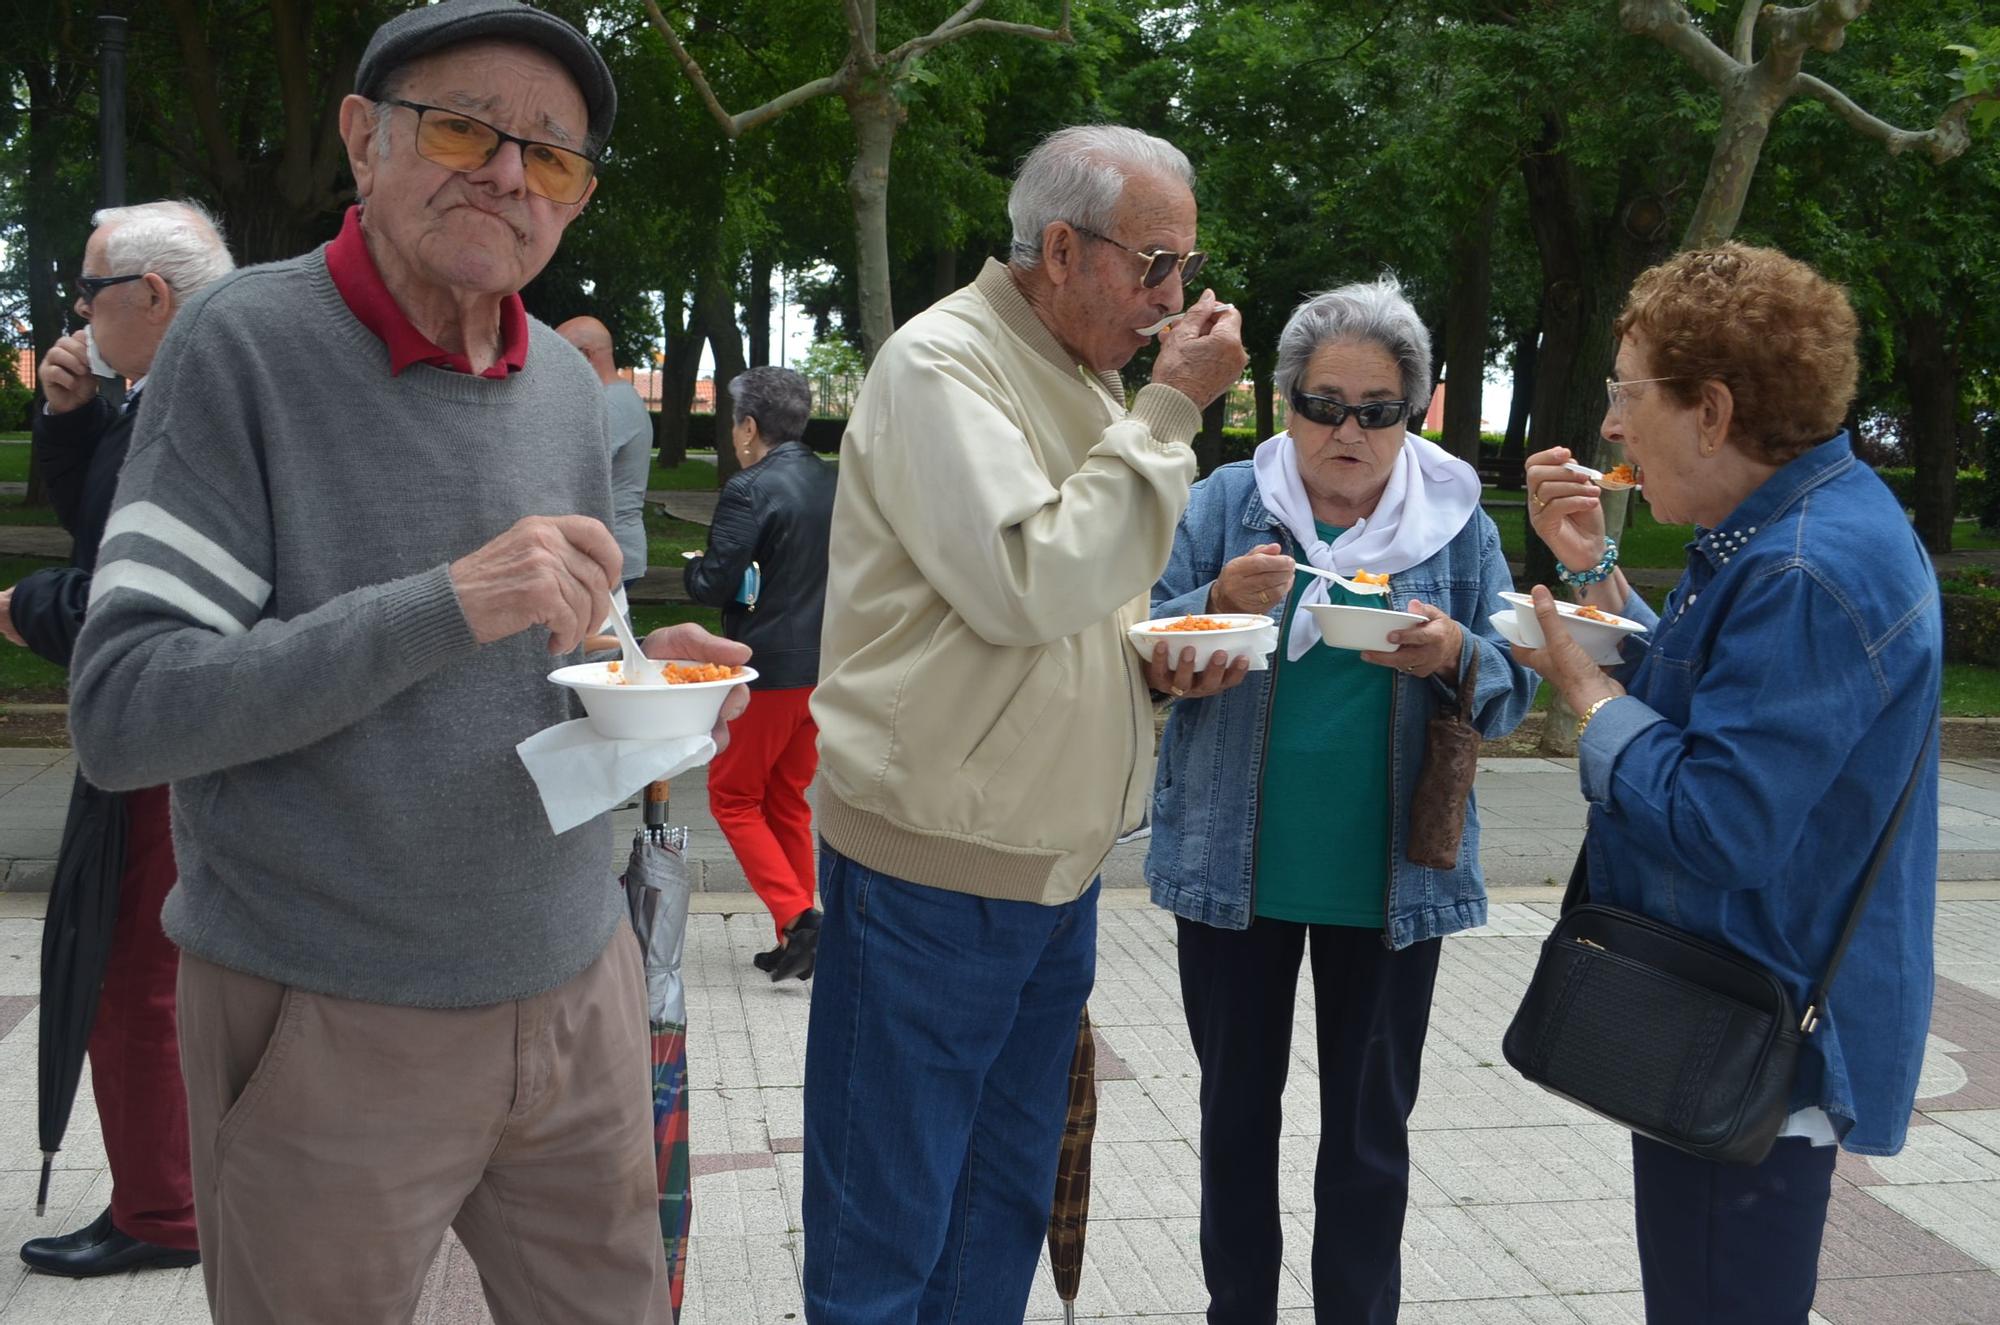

{"left": 1140, "top": 276, "right": 1536, "bottom": 1324}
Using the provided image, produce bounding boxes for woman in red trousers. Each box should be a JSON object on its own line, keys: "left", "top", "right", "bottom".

{"left": 685, "top": 366, "right": 839, "bottom": 981}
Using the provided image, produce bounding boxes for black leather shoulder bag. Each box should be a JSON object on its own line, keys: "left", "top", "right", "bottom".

{"left": 1501, "top": 735, "right": 1930, "bottom": 1166}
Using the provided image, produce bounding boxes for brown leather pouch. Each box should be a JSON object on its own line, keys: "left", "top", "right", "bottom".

{"left": 1406, "top": 647, "right": 1481, "bottom": 870}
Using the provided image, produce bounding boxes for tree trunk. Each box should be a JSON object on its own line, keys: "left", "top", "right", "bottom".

{"left": 747, "top": 254, "right": 772, "bottom": 368}
{"left": 699, "top": 266, "right": 747, "bottom": 483}
{"left": 23, "top": 60, "right": 69, "bottom": 508}
{"left": 656, "top": 286, "right": 700, "bottom": 468}
{"left": 1520, "top": 122, "right": 1589, "bottom": 597}
{"left": 1497, "top": 323, "right": 1538, "bottom": 490}
{"left": 1441, "top": 189, "right": 1500, "bottom": 467}
{"left": 845, "top": 85, "right": 901, "bottom": 362}
{"left": 934, "top": 248, "right": 959, "bottom": 302}
{"left": 1195, "top": 396, "right": 1227, "bottom": 477}
{"left": 1253, "top": 359, "right": 1276, "bottom": 441}
{"left": 1901, "top": 308, "right": 1959, "bottom": 554}
{"left": 1681, "top": 72, "right": 1784, "bottom": 251}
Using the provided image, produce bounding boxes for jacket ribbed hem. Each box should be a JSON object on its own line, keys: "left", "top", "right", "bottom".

{"left": 818, "top": 792, "right": 1069, "bottom": 904}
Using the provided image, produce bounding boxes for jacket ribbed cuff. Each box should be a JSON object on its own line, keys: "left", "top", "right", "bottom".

{"left": 1128, "top": 383, "right": 1202, "bottom": 450}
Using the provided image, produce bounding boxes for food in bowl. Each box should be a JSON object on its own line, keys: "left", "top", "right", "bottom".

{"left": 1302, "top": 602, "right": 1425, "bottom": 653}
{"left": 606, "top": 660, "right": 746, "bottom": 686}
{"left": 1493, "top": 591, "right": 1647, "bottom": 666}
{"left": 550, "top": 660, "right": 758, "bottom": 741}
{"left": 1127, "top": 613, "right": 1276, "bottom": 672}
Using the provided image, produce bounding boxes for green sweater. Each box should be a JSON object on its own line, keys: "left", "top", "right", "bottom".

{"left": 69, "top": 246, "right": 623, "bottom": 1008}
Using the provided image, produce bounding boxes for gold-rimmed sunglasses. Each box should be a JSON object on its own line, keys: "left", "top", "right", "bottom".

{"left": 1073, "top": 226, "right": 1207, "bottom": 290}
{"left": 382, "top": 100, "right": 598, "bottom": 205}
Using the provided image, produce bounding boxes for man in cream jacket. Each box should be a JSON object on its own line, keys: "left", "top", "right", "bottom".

{"left": 803, "top": 124, "right": 1248, "bottom": 1322}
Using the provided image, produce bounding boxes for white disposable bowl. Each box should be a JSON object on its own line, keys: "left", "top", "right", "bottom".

{"left": 1303, "top": 602, "right": 1425, "bottom": 652}
{"left": 550, "top": 660, "right": 757, "bottom": 741}
{"left": 1492, "top": 593, "right": 1647, "bottom": 667}
{"left": 1127, "top": 613, "right": 1274, "bottom": 672}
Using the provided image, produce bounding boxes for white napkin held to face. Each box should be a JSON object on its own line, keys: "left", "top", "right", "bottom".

{"left": 515, "top": 585, "right": 715, "bottom": 835}
{"left": 1251, "top": 431, "right": 1482, "bottom": 661}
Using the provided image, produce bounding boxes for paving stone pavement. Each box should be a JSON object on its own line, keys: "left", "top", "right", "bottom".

{"left": 7, "top": 760, "right": 2000, "bottom": 1321}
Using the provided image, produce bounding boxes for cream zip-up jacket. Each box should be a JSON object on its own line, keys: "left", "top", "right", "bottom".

{"left": 812, "top": 260, "right": 1202, "bottom": 905}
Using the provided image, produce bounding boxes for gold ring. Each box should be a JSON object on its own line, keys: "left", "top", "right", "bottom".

{"left": 1533, "top": 493, "right": 1547, "bottom": 511}
{"left": 1170, "top": 686, "right": 1186, "bottom": 698}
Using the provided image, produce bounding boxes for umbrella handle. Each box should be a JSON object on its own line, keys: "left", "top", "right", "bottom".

{"left": 643, "top": 780, "right": 671, "bottom": 831}
{"left": 35, "top": 1152, "right": 53, "bottom": 1216}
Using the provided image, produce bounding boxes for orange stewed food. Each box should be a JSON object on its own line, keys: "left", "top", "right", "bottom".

{"left": 1352, "top": 570, "right": 1390, "bottom": 585}
{"left": 1574, "top": 606, "right": 1616, "bottom": 624}
{"left": 1158, "top": 615, "right": 1237, "bottom": 632}
{"left": 1603, "top": 464, "right": 1637, "bottom": 485}
{"left": 605, "top": 660, "right": 745, "bottom": 685}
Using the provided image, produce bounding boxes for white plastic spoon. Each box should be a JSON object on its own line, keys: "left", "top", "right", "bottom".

{"left": 1136, "top": 312, "right": 1188, "bottom": 337}
{"left": 1562, "top": 459, "right": 1637, "bottom": 490}
{"left": 1295, "top": 563, "right": 1390, "bottom": 596}
{"left": 605, "top": 590, "right": 665, "bottom": 684}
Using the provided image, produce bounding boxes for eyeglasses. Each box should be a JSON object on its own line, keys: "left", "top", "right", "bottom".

{"left": 75, "top": 272, "right": 146, "bottom": 306}
{"left": 1604, "top": 375, "right": 1689, "bottom": 411}
{"left": 1288, "top": 391, "right": 1411, "bottom": 431}
{"left": 382, "top": 100, "right": 598, "bottom": 205}
{"left": 1073, "top": 227, "right": 1206, "bottom": 290}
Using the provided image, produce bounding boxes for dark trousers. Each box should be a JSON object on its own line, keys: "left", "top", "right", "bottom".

{"left": 1177, "top": 916, "right": 1442, "bottom": 1325}
{"left": 90, "top": 785, "right": 197, "bottom": 1249}
{"left": 1631, "top": 1132, "right": 1837, "bottom": 1324}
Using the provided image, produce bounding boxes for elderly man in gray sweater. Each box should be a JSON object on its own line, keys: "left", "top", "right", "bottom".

{"left": 66, "top": 3, "right": 743, "bottom": 1320}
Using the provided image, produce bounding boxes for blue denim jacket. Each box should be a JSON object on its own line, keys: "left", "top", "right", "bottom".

{"left": 1144, "top": 459, "right": 1537, "bottom": 947}
{"left": 1579, "top": 435, "right": 1940, "bottom": 1156}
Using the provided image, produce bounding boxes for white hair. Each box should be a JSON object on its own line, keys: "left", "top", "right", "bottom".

{"left": 91, "top": 200, "right": 235, "bottom": 300}
{"left": 1275, "top": 274, "right": 1434, "bottom": 416}
{"left": 1007, "top": 125, "right": 1195, "bottom": 269}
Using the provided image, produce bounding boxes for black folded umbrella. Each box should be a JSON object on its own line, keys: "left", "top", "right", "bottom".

{"left": 34, "top": 772, "right": 126, "bottom": 1215}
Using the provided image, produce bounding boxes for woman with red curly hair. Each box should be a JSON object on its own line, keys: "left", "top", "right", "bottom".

{"left": 1517, "top": 244, "right": 1941, "bottom": 1324}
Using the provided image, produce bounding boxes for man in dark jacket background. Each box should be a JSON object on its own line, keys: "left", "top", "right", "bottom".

{"left": 685, "top": 365, "right": 838, "bottom": 980}
{"left": 10, "top": 198, "right": 233, "bottom": 1278}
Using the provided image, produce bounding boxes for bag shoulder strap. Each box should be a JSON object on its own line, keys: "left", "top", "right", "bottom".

{"left": 1564, "top": 727, "right": 1933, "bottom": 1034}
{"left": 1798, "top": 728, "right": 1932, "bottom": 1033}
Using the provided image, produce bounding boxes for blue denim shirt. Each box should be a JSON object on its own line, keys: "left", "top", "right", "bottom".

{"left": 1579, "top": 435, "right": 1940, "bottom": 1156}
{"left": 1144, "top": 459, "right": 1537, "bottom": 947}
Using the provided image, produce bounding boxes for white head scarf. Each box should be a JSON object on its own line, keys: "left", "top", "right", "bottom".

{"left": 1251, "top": 431, "right": 1482, "bottom": 661}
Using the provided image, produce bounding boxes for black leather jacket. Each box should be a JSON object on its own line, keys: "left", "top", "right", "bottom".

{"left": 683, "top": 441, "right": 837, "bottom": 690}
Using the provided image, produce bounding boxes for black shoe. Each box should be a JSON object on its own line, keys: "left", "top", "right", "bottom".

{"left": 752, "top": 945, "right": 781, "bottom": 973}
{"left": 768, "top": 908, "right": 821, "bottom": 983}
{"left": 21, "top": 1212, "right": 198, "bottom": 1278}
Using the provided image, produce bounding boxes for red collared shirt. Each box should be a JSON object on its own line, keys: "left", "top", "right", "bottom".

{"left": 325, "top": 205, "right": 528, "bottom": 378}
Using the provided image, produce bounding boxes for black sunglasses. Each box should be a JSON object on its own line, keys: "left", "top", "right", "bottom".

{"left": 1073, "top": 227, "right": 1207, "bottom": 290}
{"left": 75, "top": 272, "right": 147, "bottom": 305}
{"left": 1289, "top": 391, "right": 1411, "bottom": 431}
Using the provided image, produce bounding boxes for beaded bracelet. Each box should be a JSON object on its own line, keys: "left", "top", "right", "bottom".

{"left": 1555, "top": 537, "right": 1619, "bottom": 587}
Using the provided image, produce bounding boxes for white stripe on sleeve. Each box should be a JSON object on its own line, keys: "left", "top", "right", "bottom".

{"left": 100, "top": 501, "right": 273, "bottom": 609}
{"left": 87, "top": 561, "right": 251, "bottom": 637}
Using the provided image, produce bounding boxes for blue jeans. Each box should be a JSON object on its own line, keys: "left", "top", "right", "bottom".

{"left": 801, "top": 843, "right": 1098, "bottom": 1325}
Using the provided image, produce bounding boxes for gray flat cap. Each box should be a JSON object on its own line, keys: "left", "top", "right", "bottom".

{"left": 356, "top": 0, "right": 616, "bottom": 152}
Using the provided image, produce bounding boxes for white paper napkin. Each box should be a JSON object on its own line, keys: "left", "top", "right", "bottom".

{"left": 1240, "top": 621, "right": 1280, "bottom": 671}
{"left": 516, "top": 721, "right": 715, "bottom": 836}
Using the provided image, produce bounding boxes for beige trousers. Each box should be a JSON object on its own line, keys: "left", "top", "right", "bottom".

{"left": 176, "top": 928, "right": 670, "bottom": 1324}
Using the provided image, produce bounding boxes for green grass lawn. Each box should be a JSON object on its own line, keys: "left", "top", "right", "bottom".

{"left": 0, "top": 554, "right": 72, "bottom": 698}
{"left": 0, "top": 444, "right": 30, "bottom": 482}
{"left": 647, "top": 458, "right": 720, "bottom": 492}
{"left": 1482, "top": 486, "right": 1695, "bottom": 569}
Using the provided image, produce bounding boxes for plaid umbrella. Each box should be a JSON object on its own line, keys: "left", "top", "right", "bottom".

{"left": 624, "top": 780, "right": 695, "bottom": 1319}
{"left": 1046, "top": 1007, "right": 1098, "bottom": 1323}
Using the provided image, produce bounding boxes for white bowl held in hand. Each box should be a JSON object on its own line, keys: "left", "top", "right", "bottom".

{"left": 551, "top": 660, "right": 758, "bottom": 741}
{"left": 1302, "top": 602, "right": 1426, "bottom": 652}
{"left": 1127, "top": 613, "right": 1275, "bottom": 672}
{"left": 1493, "top": 592, "right": 1647, "bottom": 667}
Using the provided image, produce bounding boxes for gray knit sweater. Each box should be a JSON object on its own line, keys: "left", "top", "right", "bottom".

{"left": 69, "top": 247, "right": 624, "bottom": 1008}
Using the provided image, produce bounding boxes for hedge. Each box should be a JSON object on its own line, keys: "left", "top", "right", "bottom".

{"left": 1943, "top": 592, "right": 2000, "bottom": 666}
